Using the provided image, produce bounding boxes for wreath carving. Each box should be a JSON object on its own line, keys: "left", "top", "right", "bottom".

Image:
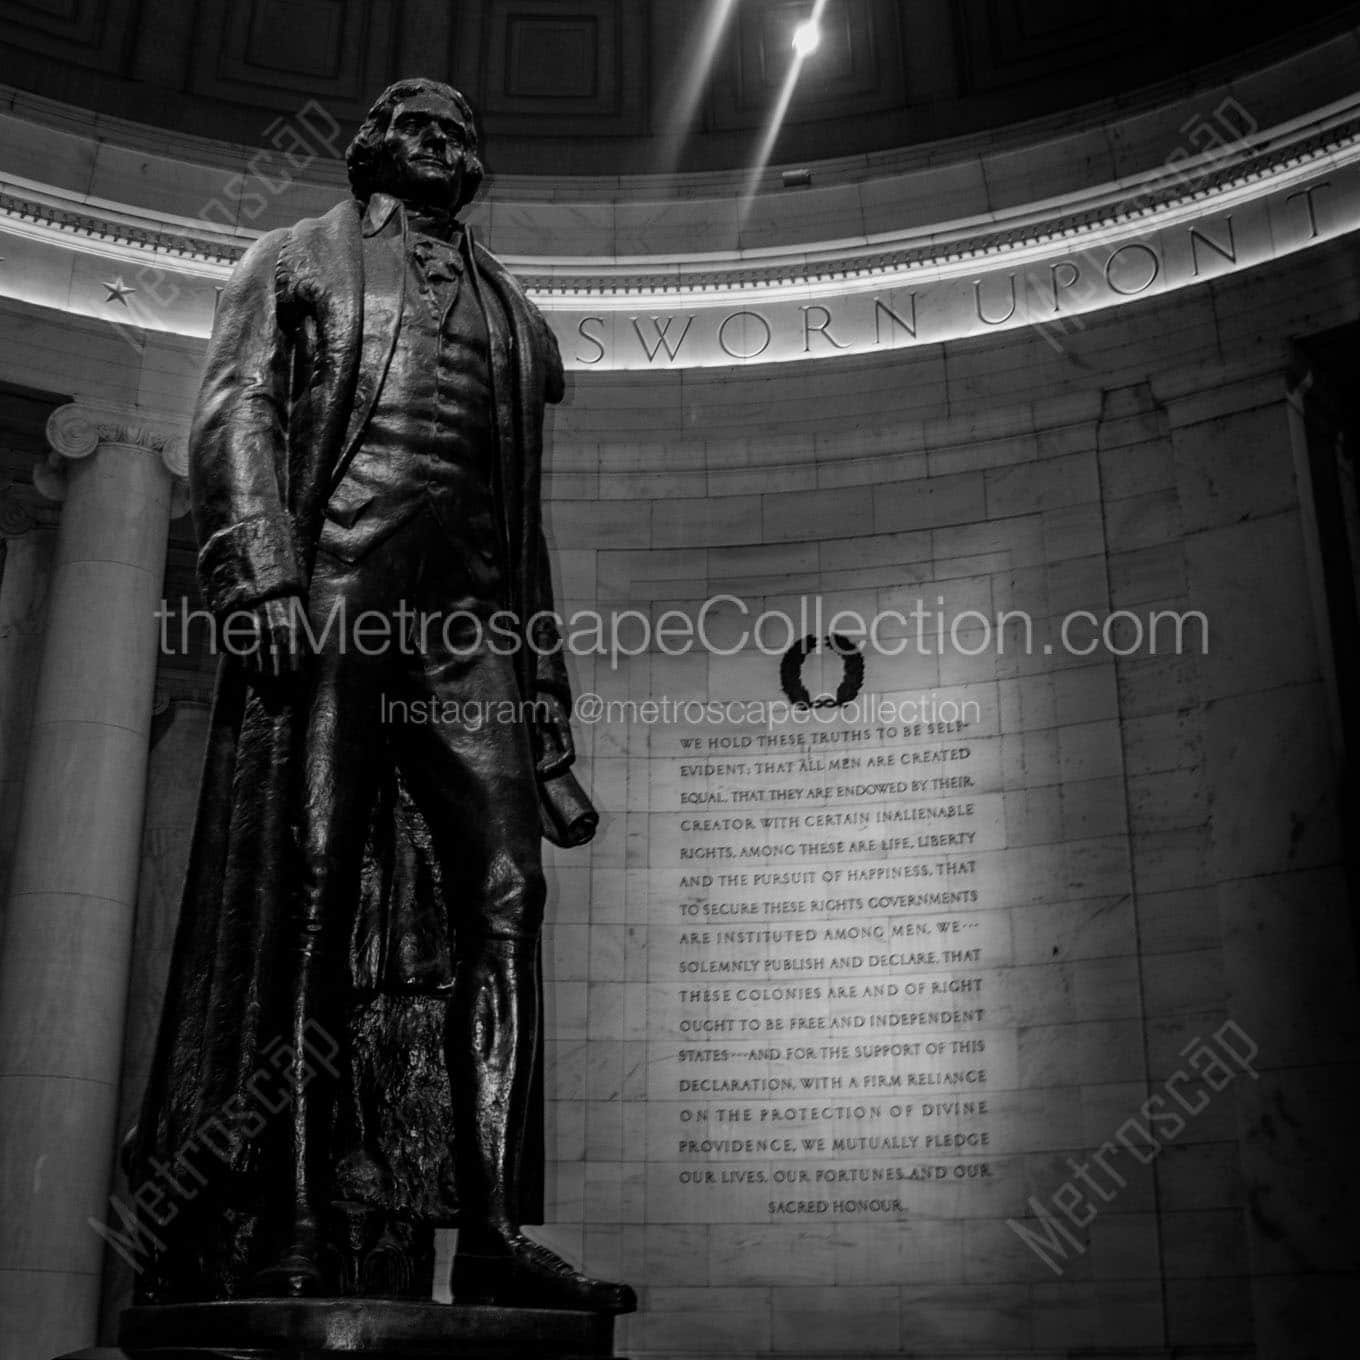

{"left": 779, "top": 634, "right": 866, "bottom": 709}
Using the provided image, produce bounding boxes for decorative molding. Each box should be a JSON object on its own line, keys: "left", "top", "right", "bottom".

{"left": 36, "top": 402, "right": 190, "bottom": 513}
{"left": 0, "top": 187, "right": 242, "bottom": 265}
{"left": 0, "top": 100, "right": 1358, "bottom": 368}
{"left": 479, "top": 0, "right": 645, "bottom": 131}
{"left": 0, "top": 104, "right": 1354, "bottom": 295}
{"left": 538, "top": 156, "right": 1356, "bottom": 369}
{"left": 518, "top": 111, "right": 1360, "bottom": 298}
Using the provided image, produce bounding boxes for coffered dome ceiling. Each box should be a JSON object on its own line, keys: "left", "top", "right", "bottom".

{"left": 0, "top": 0, "right": 1357, "bottom": 176}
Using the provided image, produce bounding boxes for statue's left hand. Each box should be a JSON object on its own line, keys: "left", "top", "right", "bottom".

{"left": 533, "top": 691, "right": 576, "bottom": 779}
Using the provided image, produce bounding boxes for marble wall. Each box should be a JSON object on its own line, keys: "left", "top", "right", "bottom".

{"left": 513, "top": 246, "right": 1360, "bottom": 1359}
{"left": 0, "top": 89, "right": 1356, "bottom": 1355}
{"left": 0, "top": 232, "right": 1346, "bottom": 1360}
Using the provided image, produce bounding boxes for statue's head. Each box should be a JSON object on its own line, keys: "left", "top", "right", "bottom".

{"left": 346, "top": 78, "right": 485, "bottom": 214}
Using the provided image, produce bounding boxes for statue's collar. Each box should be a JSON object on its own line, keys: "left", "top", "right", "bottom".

{"left": 361, "top": 192, "right": 403, "bottom": 237}
{"left": 361, "top": 193, "right": 473, "bottom": 251}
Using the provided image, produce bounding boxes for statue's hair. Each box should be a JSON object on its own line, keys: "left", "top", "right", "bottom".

{"left": 346, "top": 77, "right": 485, "bottom": 210}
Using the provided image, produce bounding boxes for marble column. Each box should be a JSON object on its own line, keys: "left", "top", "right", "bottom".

{"left": 0, "top": 403, "right": 186, "bottom": 1359}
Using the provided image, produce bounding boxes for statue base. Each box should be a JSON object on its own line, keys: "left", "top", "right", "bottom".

{"left": 58, "top": 1299, "right": 620, "bottom": 1359}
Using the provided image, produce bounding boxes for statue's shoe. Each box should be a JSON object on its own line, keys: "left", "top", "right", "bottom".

{"left": 453, "top": 1228, "right": 637, "bottom": 1314}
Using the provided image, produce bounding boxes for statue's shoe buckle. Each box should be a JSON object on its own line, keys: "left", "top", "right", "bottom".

{"left": 250, "top": 1235, "right": 329, "bottom": 1299}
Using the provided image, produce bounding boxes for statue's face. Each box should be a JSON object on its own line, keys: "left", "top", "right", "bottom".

{"left": 379, "top": 92, "right": 472, "bottom": 210}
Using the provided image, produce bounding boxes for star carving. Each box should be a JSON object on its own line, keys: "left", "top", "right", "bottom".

{"left": 102, "top": 276, "right": 137, "bottom": 306}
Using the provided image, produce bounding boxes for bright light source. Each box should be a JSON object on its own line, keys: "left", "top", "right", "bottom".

{"left": 791, "top": 19, "right": 821, "bottom": 56}
{"left": 739, "top": 0, "right": 829, "bottom": 226}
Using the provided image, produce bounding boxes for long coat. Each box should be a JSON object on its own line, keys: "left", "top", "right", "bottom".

{"left": 126, "top": 194, "right": 589, "bottom": 1293}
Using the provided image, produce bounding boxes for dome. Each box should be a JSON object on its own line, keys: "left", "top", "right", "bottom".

{"left": 0, "top": 0, "right": 1355, "bottom": 174}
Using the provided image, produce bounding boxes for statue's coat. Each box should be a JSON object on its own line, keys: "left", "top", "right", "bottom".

{"left": 127, "top": 196, "right": 588, "bottom": 1286}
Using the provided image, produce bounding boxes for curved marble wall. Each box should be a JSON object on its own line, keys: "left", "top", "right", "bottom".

{"left": 0, "top": 28, "right": 1356, "bottom": 1359}
{"left": 528, "top": 249, "right": 1359, "bottom": 1356}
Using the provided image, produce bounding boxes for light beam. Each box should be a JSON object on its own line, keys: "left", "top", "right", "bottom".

{"left": 738, "top": 0, "right": 830, "bottom": 230}
{"left": 656, "top": 0, "right": 740, "bottom": 178}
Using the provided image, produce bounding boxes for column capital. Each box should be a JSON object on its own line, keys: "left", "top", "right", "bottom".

{"left": 35, "top": 401, "right": 189, "bottom": 516}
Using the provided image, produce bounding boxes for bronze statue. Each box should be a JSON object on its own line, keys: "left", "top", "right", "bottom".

{"left": 126, "top": 78, "right": 634, "bottom": 1316}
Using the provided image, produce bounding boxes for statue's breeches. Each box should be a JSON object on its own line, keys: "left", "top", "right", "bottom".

{"left": 298, "top": 503, "right": 546, "bottom": 953}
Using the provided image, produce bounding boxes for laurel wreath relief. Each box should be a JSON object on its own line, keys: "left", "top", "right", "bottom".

{"left": 778, "top": 634, "right": 866, "bottom": 709}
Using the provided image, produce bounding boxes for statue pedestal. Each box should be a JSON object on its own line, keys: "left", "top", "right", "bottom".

{"left": 57, "top": 1300, "right": 621, "bottom": 1359}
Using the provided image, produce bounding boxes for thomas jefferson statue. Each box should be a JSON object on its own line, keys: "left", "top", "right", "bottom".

{"left": 126, "top": 78, "right": 634, "bottom": 1315}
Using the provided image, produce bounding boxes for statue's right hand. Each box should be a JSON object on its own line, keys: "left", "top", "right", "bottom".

{"left": 242, "top": 595, "right": 308, "bottom": 679}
